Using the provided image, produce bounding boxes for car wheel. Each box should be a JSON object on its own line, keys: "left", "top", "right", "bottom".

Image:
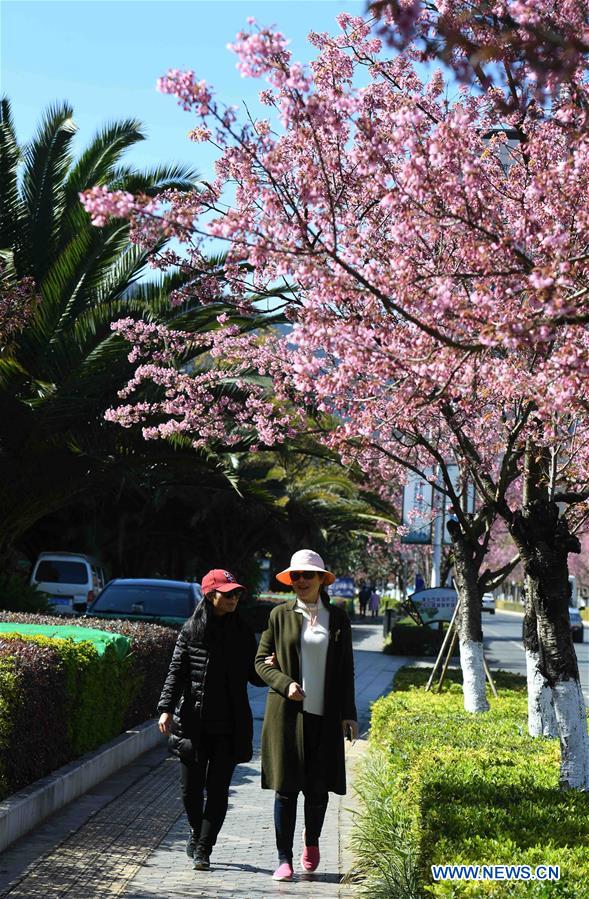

{"left": 572, "top": 632, "right": 583, "bottom": 644}
{"left": 490, "top": 609, "right": 495, "bottom": 615}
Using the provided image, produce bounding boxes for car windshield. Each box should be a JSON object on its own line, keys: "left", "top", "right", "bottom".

{"left": 92, "top": 584, "right": 194, "bottom": 618}
{"left": 34, "top": 560, "right": 88, "bottom": 585}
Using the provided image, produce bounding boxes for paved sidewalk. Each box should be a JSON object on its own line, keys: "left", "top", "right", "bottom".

{"left": 0, "top": 619, "right": 408, "bottom": 899}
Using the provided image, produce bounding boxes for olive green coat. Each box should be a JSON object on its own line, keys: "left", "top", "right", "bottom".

{"left": 255, "top": 599, "right": 357, "bottom": 795}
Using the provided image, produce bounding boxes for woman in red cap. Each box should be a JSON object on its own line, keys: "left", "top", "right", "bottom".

{"left": 157, "top": 569, "right": 264, "bottom": 871}
{"left": 255, "top": 550, "right": 358, "bottom": 882}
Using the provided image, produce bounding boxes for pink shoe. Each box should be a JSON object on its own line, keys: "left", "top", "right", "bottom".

{"left": 300, "top": 844, "right": 320, "bottom": 872}
{"left": 273, "top": 861, "right": 294, "bottom": 881}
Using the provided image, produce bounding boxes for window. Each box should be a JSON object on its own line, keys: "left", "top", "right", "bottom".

{"left": 92, "top": 584, "right": 194, "bottom": 618}
{"left": 35, "top": 560, "right": 88, "bottom": 585}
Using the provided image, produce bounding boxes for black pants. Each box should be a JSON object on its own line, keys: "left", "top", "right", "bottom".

{"left": 180, "top": 728, "right": 236, "bottom": 851}
{"left": 274, "top": 712, "right": 329, "bottom": 863}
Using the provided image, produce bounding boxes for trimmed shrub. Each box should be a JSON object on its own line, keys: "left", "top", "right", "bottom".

{"left": 0, "top": 637, "right": 72, "bottom": 794}
{"left": 0, "top": 612, "right": 177, "bottom": 729}
{"left": 353, "top": 667, "right": 589, "bottom": 899}
{"left": 0, "top": 612, "right": 178, "bottom": 798}
{"left": 384, "top": 622, "right": 457, "bottom": 657}
{"left": 0, "top": 654, "right": 18, "bottom": 797}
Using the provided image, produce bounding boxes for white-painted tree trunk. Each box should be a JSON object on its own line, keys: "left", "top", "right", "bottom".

{"left": 552, "top": 679, "right": 589, "bottom": 790}
{"left": 459, "top": 639, "right": 490, "bottom": 713}
{"left": 525, "top": 649, "right": 558, "bottom": 738}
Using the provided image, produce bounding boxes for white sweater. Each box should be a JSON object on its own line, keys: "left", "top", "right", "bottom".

{"left": 294, "top": 598, "right": 329, "bottom": 717}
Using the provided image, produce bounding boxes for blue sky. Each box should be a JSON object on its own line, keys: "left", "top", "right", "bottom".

{"left": 1, "top": 0, "right": 366, "bottom": 181}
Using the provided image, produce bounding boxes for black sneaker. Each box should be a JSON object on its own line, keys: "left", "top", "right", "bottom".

{"left": 193, "top": 846, "right": 211, "bottom": 871}
{"left": 186, "top": 832, "right": 196, "bottom": 858}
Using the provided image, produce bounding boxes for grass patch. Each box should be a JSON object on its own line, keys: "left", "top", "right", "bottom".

{"left": 352, "top": 667, "right": 589, "bottom": 898}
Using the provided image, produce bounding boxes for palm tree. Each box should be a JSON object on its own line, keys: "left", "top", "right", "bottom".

{"left": 0, "top": 97, "right": 207, "bottom": 563}
{"left": 0, "top": 98, "right": 297, "bottom": 570}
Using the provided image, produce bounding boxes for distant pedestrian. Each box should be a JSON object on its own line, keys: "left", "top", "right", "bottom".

{"left": 256, "top": 549, "right": 358, "bottom": 882}
{"left": 157, "top": 569, "right": 264, "bottom": 872}
{"left": 369, "top": 588, "right": 380, "bottom": 618}
{"left": 358, "top": 582, "right": 371, "bottom": 618}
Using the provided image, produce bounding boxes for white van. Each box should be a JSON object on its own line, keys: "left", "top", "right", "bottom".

{"left": 30, "top": 552, "right": 107, "bottom": 615}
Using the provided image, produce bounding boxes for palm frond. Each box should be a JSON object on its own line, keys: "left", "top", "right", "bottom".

{"left": 108, "top": 162, "right": 200, "bottom": 195}
{"left": 64, "top": 118, "right": 146, "bottom": 196}
{"left": 0, "top": 97, "right": 25, "bottom": 254}
{"left": 21, "top": 101, "right": 77, "bottom": 281}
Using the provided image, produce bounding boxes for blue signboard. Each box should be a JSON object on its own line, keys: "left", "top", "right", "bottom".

{"left": 328, "top": 577, "right": 356, "bottom": 598}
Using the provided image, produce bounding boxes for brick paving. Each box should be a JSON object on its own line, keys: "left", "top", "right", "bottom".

{"left": 0, "top": 619, "right": 409, "bottom": 899}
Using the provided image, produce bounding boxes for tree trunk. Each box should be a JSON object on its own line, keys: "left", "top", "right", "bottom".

{"left": 509, "top": 444, "right": 588, "bottom": 788}
{"left": 531, "top": 540, "right": 589, "bottom": 789}
{"left": 449, "top": 522, "right": 489, "bottom": 713}
{"left": 523, "top": 577, "right": 558, "bottom": 737}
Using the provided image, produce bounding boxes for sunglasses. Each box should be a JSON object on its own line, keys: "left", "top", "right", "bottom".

{"left": 290, "top": 571, "right": 318, "bottom": 582}
{"left": 223, "top": 589, "right": 243, "bottom": 599}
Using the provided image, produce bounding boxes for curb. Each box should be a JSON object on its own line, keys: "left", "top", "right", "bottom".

{"left": 0, "top": 718, "right": 165, "bottom": 854}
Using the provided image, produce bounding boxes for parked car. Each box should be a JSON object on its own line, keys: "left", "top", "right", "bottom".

{"left": 30, "top": 552, "right": 106, "bottom": 616}
{"left": 569, "top": 607, "right": 584, "bottom": 644}
{"left": 481, "top": 592, "right": 496, "bottom": 614}
{"left": 87, "top": 578, "right": 202, "bottom": 626}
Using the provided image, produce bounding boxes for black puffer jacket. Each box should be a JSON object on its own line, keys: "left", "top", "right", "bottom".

{"left": 157, "top": 608, "right": 264, "bottom": 763}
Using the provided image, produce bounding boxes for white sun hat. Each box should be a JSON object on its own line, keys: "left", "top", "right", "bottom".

{"left": 276, "top": 549, "right": 336, "bottom": 586}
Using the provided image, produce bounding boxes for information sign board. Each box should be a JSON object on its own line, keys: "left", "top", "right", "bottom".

{"left": 409, "top": 587, "right": 458, "bottom": 623}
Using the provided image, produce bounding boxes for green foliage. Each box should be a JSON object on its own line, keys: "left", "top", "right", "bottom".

{"left": 0, "top": 616, "right": 177, "bottom": 798}
{"left": 0, "top": 633, "right": 127, "bottom": 765}
{"left": 0, "top": 97, "right": 208, "bottom": 562}
{"left": 0, "top": 655, "right": 17, "bottom": 796}
{"left": 380, "top": 595, "right": 404, "bottom": 612}
{"left": 383, "top": 622, "right": 456, "bottom": 657}
{"left": 351, "top": 749, "right": 423, "bottom": 899}
{"left": 0, "top": 572, "right": 50, "bottom": 612}
{"left": 353, "top": 667, "right": 589, "bottom": 899}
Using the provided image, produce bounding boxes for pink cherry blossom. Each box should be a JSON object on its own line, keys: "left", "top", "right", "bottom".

{"left": 85, "top": 11, "right": 589, "bottom": 556}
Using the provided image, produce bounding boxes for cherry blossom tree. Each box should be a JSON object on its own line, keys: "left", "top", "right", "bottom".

{"left": 81, "top": 10, "right": 589, "bottom": 787}
{"left": 370, "top": 0, "right": 589, "bottom": 114}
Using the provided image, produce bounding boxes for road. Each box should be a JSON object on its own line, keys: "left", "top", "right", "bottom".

{"left": 483, "top": 610, "right": 589, "bottom": 703}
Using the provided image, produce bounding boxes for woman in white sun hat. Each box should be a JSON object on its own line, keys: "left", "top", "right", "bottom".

{"left": 255, "top": 549, "right": 358, "bottom": 882}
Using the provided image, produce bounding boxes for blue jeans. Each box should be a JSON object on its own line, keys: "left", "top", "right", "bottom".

{"left": 274, "top": 712, "right": 329, "bottom": 863}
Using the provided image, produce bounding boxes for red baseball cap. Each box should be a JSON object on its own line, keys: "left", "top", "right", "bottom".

{"left": 201, "top": 569, "right": 245, "bottom": 594}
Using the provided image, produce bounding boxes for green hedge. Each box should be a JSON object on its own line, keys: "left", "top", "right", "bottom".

{"left": 380, "top": 595, "right": 403, "bottom": 612}
{"left": 0, "top": 612, "right": 178, "bottom": 799}
{"left": 384, "top": 620, "right": 457, "bottom": 657}
{"left": 351, "top": 667, "right": 589, "bottom": 899}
